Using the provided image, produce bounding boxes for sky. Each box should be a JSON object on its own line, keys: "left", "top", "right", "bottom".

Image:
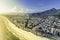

{"left": 0, "top": 0, "right": 60, "bottom": 13}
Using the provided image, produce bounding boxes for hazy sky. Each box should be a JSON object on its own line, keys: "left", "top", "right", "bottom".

{"left": 0, "top": 0, "right": 60, "bottom": 13}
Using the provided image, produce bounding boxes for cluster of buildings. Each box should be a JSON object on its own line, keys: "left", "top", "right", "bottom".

{"left": 9, "top": 15, "right": 60, "bottom": 37}
{"left": 28, "top": 16, "right": 60, "bottom": 37}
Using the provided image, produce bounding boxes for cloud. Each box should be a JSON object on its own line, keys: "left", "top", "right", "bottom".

{"left": 9, "top": 6, "right": 27, "bottom": 13}
{"left": 9, "top": 6, "right": 38, "bottom": 13}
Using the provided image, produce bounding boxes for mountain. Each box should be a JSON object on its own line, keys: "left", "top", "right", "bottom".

{"left": 29, "top": 8, "right": 58, "bottom": 17}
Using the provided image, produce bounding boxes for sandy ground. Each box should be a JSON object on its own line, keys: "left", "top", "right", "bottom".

{"left": 0, "top": 15, "right": 50, "bottom": 40}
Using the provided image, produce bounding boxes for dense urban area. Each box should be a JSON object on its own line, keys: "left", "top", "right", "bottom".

{"left": 5, "top": 14, "right": 60, "bottom": 40}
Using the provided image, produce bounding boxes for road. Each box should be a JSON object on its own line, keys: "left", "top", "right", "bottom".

{"left": 0, "top": 15, "right": 50, "bottom": 40}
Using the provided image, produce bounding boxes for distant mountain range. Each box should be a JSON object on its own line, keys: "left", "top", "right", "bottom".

{"left": 29, "top": 8, "right": 60, "bottom": 17}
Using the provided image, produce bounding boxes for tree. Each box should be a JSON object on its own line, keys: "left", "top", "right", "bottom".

{"left": 25, "top": 16, "right": 30, "bottom": 28}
